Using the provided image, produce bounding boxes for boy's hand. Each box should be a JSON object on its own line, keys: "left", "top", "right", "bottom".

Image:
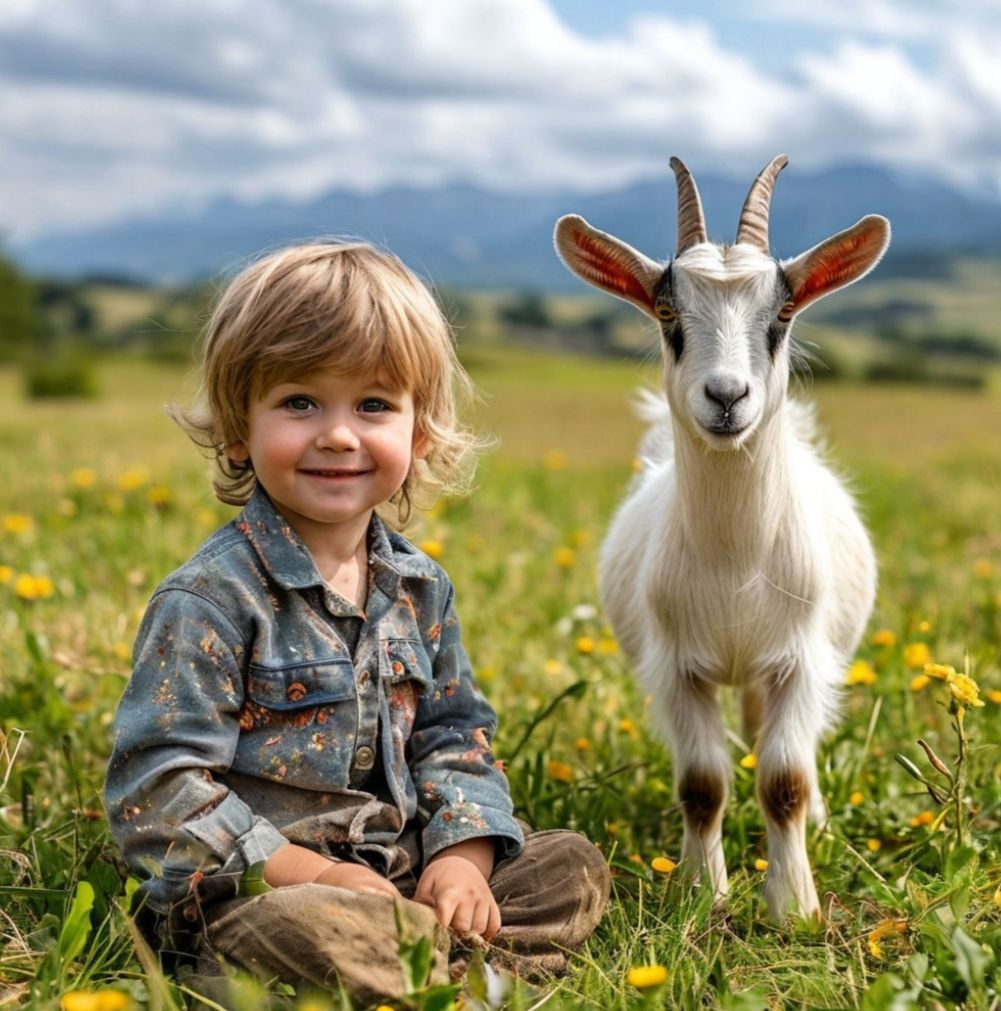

{"left": 312, "top": 860, "right": 402, "bottom": 899}
{"left": 414, "top": 838, "right": 500, "bottom": 940}
{"left": 264, "top": 842, "right": 401, "bottom": 899}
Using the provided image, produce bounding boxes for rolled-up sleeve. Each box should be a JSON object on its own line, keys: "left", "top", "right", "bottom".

{"left": 103, "top": 589, "right": 287, "bottom": 911}
{"left": 408, "top": 586, "right": 524, "bottom": 861}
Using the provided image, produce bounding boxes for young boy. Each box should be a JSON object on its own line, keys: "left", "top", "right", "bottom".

{"left": 104, "top": 242, "right": 609, "bottom": 1005}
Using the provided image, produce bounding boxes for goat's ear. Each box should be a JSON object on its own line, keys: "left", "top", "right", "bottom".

{"left": 554, "top": 214, "right": 663, "bottom": 318}
{"left": 782, "top": 215, "right": 890, "bottom": 317}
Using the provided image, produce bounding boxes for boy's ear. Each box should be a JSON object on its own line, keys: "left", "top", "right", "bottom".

{"left": 227, "top": 441, "right": 250, "bottom": 464}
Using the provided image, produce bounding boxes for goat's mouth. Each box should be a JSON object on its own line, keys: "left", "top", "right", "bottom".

{"left": 697, "top": 411, "right": 758, "bottom": 448}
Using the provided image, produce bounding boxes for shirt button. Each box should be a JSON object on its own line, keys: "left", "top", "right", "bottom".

{"left": 357, "top": 669, "right": 370, "bottom": 686}
{"left": 355, "top": 745, "right": 375, "bottom": 769}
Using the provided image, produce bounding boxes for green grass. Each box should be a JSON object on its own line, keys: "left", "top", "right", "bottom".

{"left": 1, "top": 350, "right": 999, "bottom": 1010}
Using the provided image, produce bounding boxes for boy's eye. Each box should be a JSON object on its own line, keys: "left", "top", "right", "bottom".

{"left": 359, "top": 398, "right": 392, "bottom": 413}
{"left": 282, "top": 396, "right": 315, "bottom": 412}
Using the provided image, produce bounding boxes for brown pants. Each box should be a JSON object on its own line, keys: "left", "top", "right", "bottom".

{"left": 189, "top": 830, "right": 609, "bottom": 1007}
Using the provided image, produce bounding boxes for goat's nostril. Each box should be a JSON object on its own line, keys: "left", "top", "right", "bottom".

{"left": 704, "top": 380, "right": 750, "bottom": 411}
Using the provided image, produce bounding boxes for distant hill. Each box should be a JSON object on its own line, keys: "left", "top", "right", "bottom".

{"left": 15, "top": 163, "right": 1001, "bottom": 288}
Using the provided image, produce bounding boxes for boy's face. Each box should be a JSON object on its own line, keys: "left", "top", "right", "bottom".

{"left": 228, "top": 367, "right": 428, "bottom": 551}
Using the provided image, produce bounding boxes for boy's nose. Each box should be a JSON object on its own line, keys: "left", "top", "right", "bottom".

{"left": 317, "top": 421, "right": 360, "bottom": 451}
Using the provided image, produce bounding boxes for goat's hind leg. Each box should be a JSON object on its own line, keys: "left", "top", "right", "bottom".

{"left": 661, "top": 673, "right": 730, "bottom": 901}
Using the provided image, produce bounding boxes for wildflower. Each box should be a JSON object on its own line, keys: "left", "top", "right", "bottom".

{"left": 116, "top": 468, "right": 148, "bottom": 492}
{"left": 61, "top": 992, "right": 131, "bottom": 1011}
{"left": 739, "top": 753, "right": 757, "bottom": 770}
{"left": 872, "top": 628, "right": 896, "bottom": 647}
{"left": 543, "top": 659, "right": 562, "bottom": 676}
{"left": 576, "top": 636, "right": 595, "bottom": 654}
{"left": 571, "top": 603, "right": 598, "bottom": 621}
{"left": 147, "top": 485, "right": 171, "bottom": 508}
{"left": 628, "top": 853, "right": 644, "bottom": 865}
{"left": 605, "top": 821, "right": 620, "bottom": 835}
{"left": 14, "top": 574, "right": 54, "bottom": 600}
{"left": 618, "top": 718, "right": 636, "bottom": 734}
{"left": 569, "top": 529, "right": 593, "bottom": 548}
{"left": 2, "top": 513, "right": 32, "bottom": 535}
{"left": 754, "top": 858, "right": 768, "bottom": 872}
{"left": 988, "top": 690, "right": 1001, "bottom": 705}
{"left": 71, "top": 467, "right": 97, "bottom": 489}
{"left": 917, "top": 620, "right": 932, "bottom": 633}
{"left": 574, "top": 737, "right": 590, "bottom": 752}
{"left": 903, "top": 642, "right": 931, "bottom": 669}
{"left": 597, "top": 637, "right": 619, "bottom": 654}
{"left": 845, "top": 660, "right": 877, "bottom": 686}
{"left": 553, "top": 547, "right": 576, "bottom": 569}
{"left": 868, "top": 918, "right": 907, "bottom": 960}
{"left": 419, "top": 540, "right": 444, "bottom": 560}
{"left": 547, "top": 760, "right": 573, "bottom": 783}
{"left": 850, "top": 791, "right": 864, "bottom": 805}
{"left": 866, "top": 838, "right": 882, "bottom": 853}
{"left": 0, "top": 565, "right": 12, "bottom": 584}
{"left": 910, "top": 811, "right": 934, "bottom": 827}
{"left": 543, "top": 449, "right": 567, "bottom": 471}
{"left": 973, "top": 559, "right": 995, "bottom": 579}
{"left": 651, "top": 857, "right": 677, "bottom": 874}
{"left": 909, "top": 674, "right": 930, "bottom": 692}
{"left": 627, "top": 965, "right": 667, "bottom": 989}
{"left": 994, "top": 885, "right": 1001, "bottom": 908}
{"left": 111, "top": 642, "right": 131, "bottom": 661}
{"left": 630, "top": 457, "right": 644, "bottom": 473}
{"left": 923, "top": 663, "right": 985, "bottom": 709}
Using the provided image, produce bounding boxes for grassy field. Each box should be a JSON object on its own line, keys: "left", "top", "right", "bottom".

{"left": 0, "top": 349, "right": 999, "bottom": 1010}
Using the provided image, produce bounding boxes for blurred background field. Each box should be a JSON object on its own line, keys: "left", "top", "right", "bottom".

{"left": 1, "top": 284, "right": 999, "bottom": 1006}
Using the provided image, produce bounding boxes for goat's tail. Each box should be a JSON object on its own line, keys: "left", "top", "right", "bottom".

{"left": 632, "top": 387, "right": 674, "bottom": 468}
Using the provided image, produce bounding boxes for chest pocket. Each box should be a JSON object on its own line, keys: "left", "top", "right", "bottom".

{"left": 246, "top": 659, "right": 357, "bottom": 710}
{"left": 382, "top": 638, "right": 433, "bottom": 692}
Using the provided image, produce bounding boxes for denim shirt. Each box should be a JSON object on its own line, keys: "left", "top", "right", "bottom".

{"left": 104, "top": 488, "right": 523, "bottom": 914}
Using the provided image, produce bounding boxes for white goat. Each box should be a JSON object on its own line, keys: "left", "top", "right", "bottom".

{"left": 554, "top": 156, "right": 890, "bottom": 919}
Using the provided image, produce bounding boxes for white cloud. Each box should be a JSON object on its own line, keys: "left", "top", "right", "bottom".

{"left": 0, "top": 0, "right": 999, "bottom": 240}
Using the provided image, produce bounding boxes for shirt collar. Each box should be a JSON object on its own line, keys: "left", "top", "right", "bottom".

{"left": 236, "top": 487, "right": 438, "bottom": 594}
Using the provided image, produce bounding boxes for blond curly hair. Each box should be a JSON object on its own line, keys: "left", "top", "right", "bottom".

{"left": 173, "top": 241, "right": 482, "bottom": 525}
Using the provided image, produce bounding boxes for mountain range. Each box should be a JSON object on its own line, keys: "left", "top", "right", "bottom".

{"left": 15, "top": 162, "right": 1001, "bottom": 289}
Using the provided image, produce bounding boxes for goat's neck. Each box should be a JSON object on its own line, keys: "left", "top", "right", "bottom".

{"left": 672, "top": 408, "right": 793, "bottom": 560}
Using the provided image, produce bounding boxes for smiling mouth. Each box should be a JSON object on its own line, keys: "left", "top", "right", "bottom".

{"left": 300, "top": 468, "right": 371, "bottom": 478}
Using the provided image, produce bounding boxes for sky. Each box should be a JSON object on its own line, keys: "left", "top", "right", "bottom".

{"left": 1, "top": 0, "right": 1000, "bottom": 241}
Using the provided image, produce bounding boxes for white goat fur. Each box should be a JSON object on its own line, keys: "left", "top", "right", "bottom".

{"left": 555, "top": 157, "right": 890, "bottom": 918}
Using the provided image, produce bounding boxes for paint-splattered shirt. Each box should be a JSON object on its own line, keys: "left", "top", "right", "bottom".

{"left": 104, "top": 488, "right": 523, "bottom": 914}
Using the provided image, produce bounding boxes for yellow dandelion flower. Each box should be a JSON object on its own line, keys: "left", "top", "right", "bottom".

{"left": 651, "top": 856, "right": 677, "bottom": 874}
{"left": 739, "top": 753, "right": 757, "bottom": 770}
{"left": 14, "top": 574, "right": 54, "bottom": 600}
{"left": 850, "top": 791, "right": 864, "bottom": 805}
{"left": 754, "top": 858, "right": 769, "bottom": 872}
{"left": 111, "top": 642, "right": 131, "bottom": 661}
{"left": 576, "top": 636, "right": 595, "bottom": 654}
{"left": 375, "top": 1006, "right": 395, "bottom": 1011}
{"left": 116, "top": 468, "right": 148, "bottom": 492}
{"left": 553, "top": 546, "right": 576, "bottom": 569}
{"left": 71, "top": 467, "right": 97, "bottom": 489}
{"left": 547, "top": 760, "right": 574, "bottom": 783}
{"left": 419, "top": 539, "right": 444, "bottom": 559}
{"left": 630, "top": 457, "right": 644, "bottom": 473}
{"left": 569, "top": 529, "right": 593, "bottom": 548}
{"left": 988, "top": 690, "right": 1001, "bottom": 705}
{"left": 868, "top": 918, "right": 907, "bottom": 959}
{"left": 61, "top": 992, "right": 101, "bottom": 1011}
{"left": 574, "top": 737, "right": 590, "bottom": 752}
{"left": 543, "top": 659, "right": 562, "bottom": 676}
{"left": 543, "top": 449, "right": 567, "bottom": 471}
{"left": 910, "top": 674, "right": 930, "bottom": 692}
{"left": 96, "top": 994, "right": 131, "bottom": 1011}
{"left": 872, "top": 628, "right": 896, "bottom": 647}
{"left": 2, "top": 513, "right": 33, "bottom": 535}
{"left": 973, "top": 559, "right": 995, "bottom": 579}
{"left": 618, "top": 718, "right": 636, "bottom": 734}
{"left": 923, "top": 662, "right": 955, "bottom": 680}
{"left": 627, "top": 965, "right": 667, "bottom": 989}
{"left": 597, "top": 637, "right": 619, "bottom": 654}
{"left": 605, "top": 821, "right": 620, "bottom": 835}
{"left": 628, "top": 853, "right": 644, "bottom": 865}
{"left": 910, "top": 810, "right": 934, "bottom": 827}
{"left": 917, "top": 620, "right": 932, "bottom": 633}
{"left": 0, "top": 565, "right": 12, "bottom": 584}
{"left": 845, "top": 660, "right": 877, "bottom": 686}
{"left": 903, "top": 642, "right": 931, "bottom": 669}
{"left": 147, "top": 485, "right": 171, "bottom": 507}
{"left": 866, "top": 838, "right": 882, "bottom": 853}
{"left": 994, "top": 885, "right": 1001, "bottom": 908}
{"left": 948, "top": 672, "right": 985, "bottom": 708}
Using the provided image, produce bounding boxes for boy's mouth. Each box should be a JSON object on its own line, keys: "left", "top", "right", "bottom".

{"left": 299, "top": 468, "right": 372, "bottom": 478}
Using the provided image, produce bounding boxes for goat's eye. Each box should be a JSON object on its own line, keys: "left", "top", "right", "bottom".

{"left": 776, "top": 300, "right": 796, "bottom": 324}
{"left": 655, "top": 301, "right": 678, "bottom": 322}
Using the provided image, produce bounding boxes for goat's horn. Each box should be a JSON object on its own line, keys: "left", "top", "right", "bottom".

{"left": 735, "top": 154, "right": 789, "bottom": 252}
{"left": 670, "top": 156, "right": 708, "bottom": 254}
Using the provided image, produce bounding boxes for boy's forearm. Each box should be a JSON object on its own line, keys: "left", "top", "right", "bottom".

{"left": 427, "top": 836, "right": 496, "bottom": 880}
{"left": 264, "top": 842, "right": 339, "bottom": 886}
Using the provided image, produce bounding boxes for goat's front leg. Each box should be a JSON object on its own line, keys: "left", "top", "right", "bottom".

{"left": 755, "top": 661, "right": 830, "bottom": 920}
{"left": 662, "top": 673, "right": 730, "bottom": 901}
